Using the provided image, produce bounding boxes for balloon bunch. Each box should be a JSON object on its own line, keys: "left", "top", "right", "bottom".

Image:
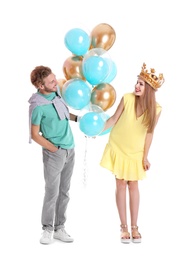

{"left": 59, "top": 23, "right": 117, "bottom": 137}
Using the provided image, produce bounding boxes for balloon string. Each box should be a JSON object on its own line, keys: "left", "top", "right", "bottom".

{"left": 83, "top": 136, "right": 88, "bottom": 187}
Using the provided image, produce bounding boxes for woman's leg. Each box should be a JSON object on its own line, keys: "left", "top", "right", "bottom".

{"left": 116, "top": 178, "right": 128, "bottom": 225}
{"left": 128, "top": 181, "right": 141, "bottom": 242}
{"left": 128, "top": 181, "right": 139, "bottom": 226}
{"left": 115, "top": 178, "right": 130, "bottom": 242}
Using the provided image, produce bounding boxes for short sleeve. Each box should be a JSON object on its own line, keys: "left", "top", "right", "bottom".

{"left": 31, "top": 106, "right": 43, "bottom": 125}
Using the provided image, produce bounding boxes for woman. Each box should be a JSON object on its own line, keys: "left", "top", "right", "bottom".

{"left": 100, "top": 63, "right": 164, "bottom": 243}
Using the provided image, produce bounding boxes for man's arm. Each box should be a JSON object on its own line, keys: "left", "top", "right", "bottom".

{"left": 31, "top": 124, "right": 58, "bottom": 152}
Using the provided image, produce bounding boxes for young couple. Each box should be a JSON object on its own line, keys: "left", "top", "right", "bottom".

{"left": 28, "top": 63, "right": 164, "bottom": 244}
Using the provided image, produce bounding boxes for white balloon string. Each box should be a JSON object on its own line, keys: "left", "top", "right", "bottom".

{"left": 83, "top": 136, "right": 88, "bottom": 187}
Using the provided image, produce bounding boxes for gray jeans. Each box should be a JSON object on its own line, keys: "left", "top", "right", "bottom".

{"left": 41, "top": 147, "right": 75, "bottom": 231}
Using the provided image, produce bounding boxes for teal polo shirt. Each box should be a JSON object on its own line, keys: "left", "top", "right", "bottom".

{"left": 31, "top": 92, "right": 75, "bottom": 149}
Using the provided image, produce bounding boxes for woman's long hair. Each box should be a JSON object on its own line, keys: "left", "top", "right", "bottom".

{"left": 135, "top": 82, "right": 156, "bottom": 133}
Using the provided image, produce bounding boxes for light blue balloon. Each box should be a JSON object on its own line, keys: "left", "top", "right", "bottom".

{"left": 62, "top": 79, "right": 91, "bottom": 110}
{"left": 99, "top": 114, "right": 113, "bottom": 136}
{"left": 99, "top": 126, "right": 112, "bottom": 136}
{"left": 64, "top": 28, "right": 90, "bottom": 56}
{"left": 103, "top": 60, "right": 117, "bottom": 83}
{"left": 82, "top": 56, "right": 110, "bottom": 85}
{"left": 79, "top": 112, "right": 105, "bottom": 137}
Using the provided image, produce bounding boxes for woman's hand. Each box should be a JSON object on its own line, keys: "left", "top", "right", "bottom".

{"left": 143, "top": 159, "right": 151, "bottom": 170}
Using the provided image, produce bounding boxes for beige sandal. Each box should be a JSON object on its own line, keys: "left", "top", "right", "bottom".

{"left": 120, "top": 224, "right": 131, "bottom": 243}
{"left": 131, "top": 225, "right": 141, "bottom": 243}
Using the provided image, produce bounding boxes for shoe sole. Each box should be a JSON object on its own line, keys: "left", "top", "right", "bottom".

{"left": 132, "top": 239, "right": 141, "bottom": 243}
{"left": 121, "top": 239, "right": 131, "bottom": 244}
{"left": 40, "top": 240, "right": 53, "bottom": 245}
{"left": 53, "top": 235, "right": 73, "bottom": 243}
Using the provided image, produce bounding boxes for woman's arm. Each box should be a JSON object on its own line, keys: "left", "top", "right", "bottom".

{"left": 102, "top": 97, "right": 125, "bottom": 132}
{"left": 143, "top": 111, "right": 161, "bottom": 170}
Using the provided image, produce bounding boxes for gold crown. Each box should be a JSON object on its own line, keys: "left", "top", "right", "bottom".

{"left": 139, "top": 63, "right": 164, "bottom": 90}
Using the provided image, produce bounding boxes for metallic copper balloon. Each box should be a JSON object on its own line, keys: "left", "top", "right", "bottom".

{"left": 63, "top": 55, "right": 85, "bottom": 80}
{"left": 90, "top": 23, "right": 116, "bottom": 51}
{"left": 57, "top": 78, "right": 67, "bottom": 94}
{"left": 91, "top": 83, "right": 116, "bottom": 111}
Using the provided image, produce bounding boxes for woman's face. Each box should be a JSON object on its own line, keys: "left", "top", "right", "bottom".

{"left": 134, "top": 77, "right": 145, "bottom": 96}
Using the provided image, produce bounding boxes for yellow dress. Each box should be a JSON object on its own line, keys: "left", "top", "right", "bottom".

{"left": 100, "top": 93, "right": 162, "bottom": 180}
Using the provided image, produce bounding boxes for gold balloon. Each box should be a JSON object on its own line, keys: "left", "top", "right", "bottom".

{"left": 57, "top": 78, "right": 67, "bottom": 94}
{"left": 90, "top": 23, "right": 116, "bottom": 51}
{"left": 63, "top": 55, "right": 85, "bottom": 80}
{"left": 91, "top": 83, "right": 116, "bottom": 111}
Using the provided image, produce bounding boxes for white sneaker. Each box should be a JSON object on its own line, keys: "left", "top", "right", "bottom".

{"left": 40, "top": 230, "right": 53, "bottom": 244}
{"left": 54, "top": 229, "right": 74, "bottom": 242}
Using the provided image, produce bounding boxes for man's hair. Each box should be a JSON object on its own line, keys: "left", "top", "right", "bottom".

{"left": 30, "top": 66, "right": 52, "bottom": 88}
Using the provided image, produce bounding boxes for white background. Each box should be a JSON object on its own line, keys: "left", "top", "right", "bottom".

{"left": 0, "top": 0, "right": 186, "bottom": 259}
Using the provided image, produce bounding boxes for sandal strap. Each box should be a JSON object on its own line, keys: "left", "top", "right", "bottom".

{"left": 120, "top": 224, "right": 130, "bottom": 239}
{"left": 131, "top": 225, "right": 138, "bottom": 229}
{"left": 121, "top": 224, "right": 128, "bottom": 228}
{"left": 131, "top": 226, "right": 141, "bottom": 238}
{"left": 120, "top": 224, "right": 128, "bottom": 231}
{"left": 121, "top": 232, "right": 130, "bottom": 239}
{"left": 121, "top": 231, "right": 130, "bottom": 239}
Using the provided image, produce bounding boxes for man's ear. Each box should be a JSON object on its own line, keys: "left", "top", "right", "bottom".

{"left": 38, "top": 83, "right": 44, "bottom": 90}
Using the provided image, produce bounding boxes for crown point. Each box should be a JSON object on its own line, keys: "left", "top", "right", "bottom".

{"left": 150, "top": 68, "right": 155, "bottom": 73}
{"left": 139, "top": 63, "right": 164, "bottom": 90}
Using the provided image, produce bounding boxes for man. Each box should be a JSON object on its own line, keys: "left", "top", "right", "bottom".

{"left": 28, "top": 65, "right": 78, "bottom": 244}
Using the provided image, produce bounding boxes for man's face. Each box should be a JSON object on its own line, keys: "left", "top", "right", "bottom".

{"left": 40, "top": 73, "right": 58, "bottom": 93}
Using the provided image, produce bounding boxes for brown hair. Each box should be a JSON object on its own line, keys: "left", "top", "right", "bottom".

{"left": 135, "top": 82, "right": 156, "bottom": 133}
{"left": 30, "top": 66, "right": 52, "bottom": 88}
